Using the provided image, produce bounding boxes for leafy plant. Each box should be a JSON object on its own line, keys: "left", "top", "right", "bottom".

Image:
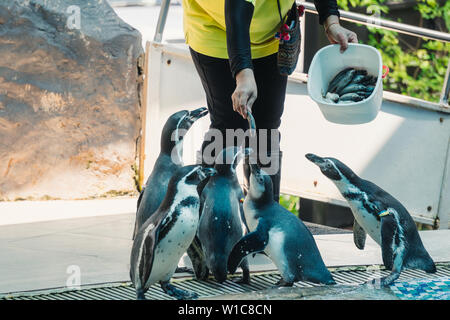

{"left": 336, "top": 0, "right": 450, "bottom": 103}
{"left": 279, "top": 194, "right": 299, "bottom": 216}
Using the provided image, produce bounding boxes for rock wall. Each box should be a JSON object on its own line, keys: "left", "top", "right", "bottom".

{"left": 0, "top": 0, "right": 143, "bottom": 200}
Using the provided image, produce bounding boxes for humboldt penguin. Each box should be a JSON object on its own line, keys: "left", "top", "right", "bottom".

{"left": 198, "top": 146, "right": 251, "bottom": 283}
{"left": 130, "top": 165, "right": 217, "bottom": 300}
{"left": 133, "top": 107, "right": 209, "bottom": 279}
{"left": 134, "top": 107, "right": 208, "bottom": 236}
{"left": 228, "top": 161, "right": 335, "bottom": 287}
{"left": 305, "top": 153, "right": 436, "bottom": 286}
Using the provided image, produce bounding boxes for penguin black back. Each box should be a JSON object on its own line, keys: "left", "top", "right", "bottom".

{"left": 306, "top": 153, "right": 436, "bottom": 286}
{"left": 228, "top": 162, "right": 335, "bottom": 286}
{"left": 198, "top": 147, "right": 250, "bottom": 283}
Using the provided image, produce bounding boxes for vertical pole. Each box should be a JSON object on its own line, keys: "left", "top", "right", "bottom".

{"left": 298, "top": 8, "right": 306, "bottom": 74}
{"left": 440, "top": 60, "right": 450, "bottom": 106}
{"left": 138, "top": 41, "right": 151, "bottom": 190}
{"left": 154, "top": 0, "right": 171, "bottom": 43}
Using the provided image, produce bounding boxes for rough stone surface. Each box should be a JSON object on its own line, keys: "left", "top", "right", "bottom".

{"left": 0, "top": 0, "right": 143, "bottom": 200}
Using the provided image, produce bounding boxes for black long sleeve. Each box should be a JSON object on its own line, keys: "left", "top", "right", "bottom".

{"left": 314, "top": 0, "right": 340, "bottom": 25}
{"left": 225, "top": 0, "right": 254, "bottom": 79}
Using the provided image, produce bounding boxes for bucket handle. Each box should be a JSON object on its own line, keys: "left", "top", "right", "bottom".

{"left": 382, "top": 65, "right": 389, "bottom": 79}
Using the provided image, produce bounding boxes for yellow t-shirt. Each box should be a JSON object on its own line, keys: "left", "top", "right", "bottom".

{"left": 182, "top": 0, "right": 295, "bottom": 59}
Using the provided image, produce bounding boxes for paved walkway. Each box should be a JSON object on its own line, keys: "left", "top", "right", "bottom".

{"left": 1, "top": 206, "right": 448, "bottom": 295}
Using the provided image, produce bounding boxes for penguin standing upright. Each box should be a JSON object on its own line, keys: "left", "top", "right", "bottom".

{"left": 130, "top": 165, "right": 217, "bottom": 300}
{"left": 133, "top": 107, "right": 209, "bottom": 279}
{"left": 305, "top": 153, "right": 436, "bottom": 286}
{"left": 198, "top": 146, "right": 251, "bottom": 283}
{"left": 228, "top": 161, "right": 335, "bottom": 287}
{"left": 134, "top": 107, "right": 208, "bottom": 236}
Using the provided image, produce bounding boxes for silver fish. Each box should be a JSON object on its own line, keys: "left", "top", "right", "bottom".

{"left": 325, "top": 92, "right": 340, "bottom": 103}
{"left": 354, "top": 69, "right": 368, "bottom": 76}
{"left": 362, "top": 76, "right": 377, "bottom": 86}
{"left": 339, "top": 84, "right": 368, "bottom": 95}
{"left": 327, "top": 67, "right": 354, "bottom": 93}
{"left": 334, "top": 69, "right": 356, "bottom": 94}
{"left": 355, "top": 91, "right": 372, "bottom": 98}
{"left": 349, "top": 74, "right": 366, "bottom": 85}
{"left": 339, "top": 93, "right": 364, "bottom": 102}
{"left": 247, "top": 109, "right": 256, "bottom": 137}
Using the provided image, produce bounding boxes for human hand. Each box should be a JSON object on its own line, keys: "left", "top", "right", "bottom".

{"left": 232, "top": 68, "right": 257, "bottom": 119}
{"left": 324, "top": 15, "right": 358, "bottom": 53}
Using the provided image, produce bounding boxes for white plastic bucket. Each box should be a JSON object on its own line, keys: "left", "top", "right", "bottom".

{"left": 307, "top": 43, "right": 385, "bottom": 125}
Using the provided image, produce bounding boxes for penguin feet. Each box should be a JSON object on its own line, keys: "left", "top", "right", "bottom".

{"left": 365, "top": 275, "right": 397, "bottom": 288}
{"left": 136, "top": 289, "right": 146, "bottom": 300}
{"left": 232, "top": 267, "right": 251, "bottom": 285}
{"left": 174, "top": 267, "right": 194, "bottom": 274}
{"left": 187, "top": 237, "right": 209, "bottom": 280}
{"left": 160, "top": 281, "right": 199, "bottom": 300}
{"left": 232, "top": 274, "right": 251, "bottom": 285}
{"left": 273, "top": 279, "right": 294, "bottom": 288}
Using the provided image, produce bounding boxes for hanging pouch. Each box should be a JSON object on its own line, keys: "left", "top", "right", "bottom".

{"left": 276, "top": 1, "right": 304, "bottom": 76}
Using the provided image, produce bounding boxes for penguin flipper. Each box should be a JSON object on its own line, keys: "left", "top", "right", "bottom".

{"left": 353, "top": 219, "right": 367, "bottom": 250}
{"left": 187, "top": 235, "right": 209, "bottom": 280}
{"left": 380, "top": 215, "right": 396, "bottom": 270}
{"left": 375, "top": 214, "right": 404, "bottom": 286}
{"left": 132, "top": 188, "right": 146, "bottom": 240}
{"left": 130, "top": 227, "right": 157, "bottom": 291}
{"left": 228, "top": 221, "right": 269, "bottom": 274}
{"left": 160, "top": 281, "right": 198, "bottom": 300}
{"left": 137, "top": 187, "right": 145, "bottom": 210}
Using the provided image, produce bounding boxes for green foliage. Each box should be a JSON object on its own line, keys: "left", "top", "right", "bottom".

{"left": 279, "top": 194, "right": 299, "bottom": 216}
{"left": 336, "top": 0, "right": 450, "bottom": 103}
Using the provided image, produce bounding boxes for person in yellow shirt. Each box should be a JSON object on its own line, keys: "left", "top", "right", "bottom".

{"left": 182, "top": 0, "right": 357, "bottom": 202}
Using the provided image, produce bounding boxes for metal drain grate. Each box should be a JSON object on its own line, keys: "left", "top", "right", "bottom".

{"left": 2, "top": 264, "right": 449, "bottom": 300}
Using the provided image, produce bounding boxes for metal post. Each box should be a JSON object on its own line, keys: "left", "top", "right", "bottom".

{"left": 440, "top": 61, "right": 450, "bottom": 106}
{"left": 154, "top": 0, "right": 171, "bottom": 43}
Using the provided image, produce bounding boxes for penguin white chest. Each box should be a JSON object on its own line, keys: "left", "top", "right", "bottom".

{"left": 265, "top": 227, "right": 294, "bottom": 282}
{"left": 243, "top": 199, "right": 258, "bottom": 232}
{"left": 149, "top": 205, "right": 199, "bottom": 285}
{"left": 347, "top": 199, "right": 382, "bottom": 245}
{"left": 335, "top": 181, "right": 382, "bottom": 245}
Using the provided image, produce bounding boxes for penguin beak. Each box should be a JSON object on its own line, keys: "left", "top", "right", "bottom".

{"left": 198, "top": 167, "right": 217, "bottom": 180}
{"left": 305, "top": 153, "right": 325, "bottom": 166}
{"left": 249, "top": 163, "right": 261, "bottom": 175}
{"left": 188, "top": 107, "right": 208, "bottom": 121}
{"left": 243, "top": 147, "right": 253, "bottom": 157}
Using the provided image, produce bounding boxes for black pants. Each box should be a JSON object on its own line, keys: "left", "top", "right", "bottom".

{"left": 189, "top": 47, "right": 288, "bottom": 160}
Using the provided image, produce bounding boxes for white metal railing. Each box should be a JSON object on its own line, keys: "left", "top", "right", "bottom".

{"left": 152, "top": 0, "right": 450, "bottom": 107}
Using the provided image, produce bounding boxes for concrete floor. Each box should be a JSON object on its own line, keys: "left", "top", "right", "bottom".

{"left": 1, "top": 207, "right": 448, "bottom": 295}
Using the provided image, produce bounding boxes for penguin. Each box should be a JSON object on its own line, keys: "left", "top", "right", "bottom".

{"left": 134, "top": 107, "right": 208, "bottom": 237}
{"left": 130, "top": 165, "right": 217, "bottom": 300}
{"left": 133, "top": 107, "right": 209, "bottom": 279}
{"left": 305, "top": 153, "right": 436, "bottom": 286}
{"left": 198, "top": 146, "right": 251, "bottom": 284}
{"left": 227, "top": 161, "right": 335, "bottom": 287}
